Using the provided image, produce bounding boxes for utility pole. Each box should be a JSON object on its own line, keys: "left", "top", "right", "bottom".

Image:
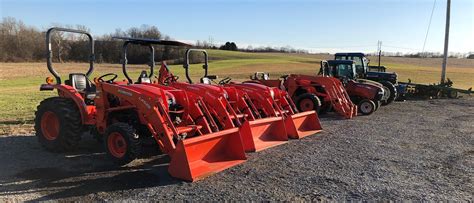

{"left": 377, "top": 40, "right": 382, "bottom": 67}
{"left": 441, "top": 0, "right": 451, "bottom": 84}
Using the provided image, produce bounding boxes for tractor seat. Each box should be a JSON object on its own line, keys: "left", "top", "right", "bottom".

{"left": 137, "top": 70, "right": 151, "bottom": 84}
{"left": 200, "top": 77, "right": 212, "bottom": 84}
{"left": 65, "top": 73, "right": 96, "bottom": 100}
{"left": 200, "top": 75, "right": 218, "bottom": 85}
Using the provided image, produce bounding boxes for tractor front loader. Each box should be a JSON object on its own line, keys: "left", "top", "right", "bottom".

{"left": 224, "top": 82, "right": 322, "bottom": 139}
{"left": 36, "top": 28, "right": 246, "bottom": 182}
{"left": 171, "top": 48, "right": 322, "bottom": 139}
{"left": 157, "top": 49, "right": 288, "bottom": 152}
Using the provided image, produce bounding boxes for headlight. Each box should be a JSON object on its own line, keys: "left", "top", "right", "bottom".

{"left": 223, "top": 91, "right": 229, "bottom": 99}
{"left": 269, "top": 89, "right": 275, "bottom": 99}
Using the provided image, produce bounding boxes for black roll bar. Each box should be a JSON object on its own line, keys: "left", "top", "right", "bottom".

{"left": 183, "top": 49, "right": 209, "bottom": 84}
{"left": 121, "top": 41, "right": 155, "bottom": 84}
{"left": 46, "top": 27, "right": 95, "bottom": 84}
{"left": 114, "top": 37, "right": 191, "bottom": 84}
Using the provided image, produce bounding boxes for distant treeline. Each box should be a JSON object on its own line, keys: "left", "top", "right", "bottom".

{"left": 195, "top": 40, "right": 309, "bottom": 54}
{"left": 1, "top": 17, "right": 308, "bottom": 64}
{"left": 0, "top": 17, "right": 199, "bottom": 64}
{"left": 2, "top": 17, "right": 471, "bottom": 63}
{"left": 366, "top": 51, "right": 474, "bottom": 59}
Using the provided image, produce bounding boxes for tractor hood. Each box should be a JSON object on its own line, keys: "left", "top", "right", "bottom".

{"left": 123, "top": 84, "right": 171, "bottom": 110}
{"left": 225, "top": 82, "right": 276, "bottom": 100}
{"left": 170, "top": 82, "right": 228, "bottom": 100}
{"left": 356, "top": 79, "right": 384, "bottom": 87}
{"left": 366, "top": 71, "right": 397, "bottom": 80}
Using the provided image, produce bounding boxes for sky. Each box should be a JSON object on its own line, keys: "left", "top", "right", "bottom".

{"left": 1, "top": 0, "right": 473, "bottom": 53}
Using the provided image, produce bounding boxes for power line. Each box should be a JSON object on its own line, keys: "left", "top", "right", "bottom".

{"left": 422, "top": 0, "right": 437, "bottom": 54}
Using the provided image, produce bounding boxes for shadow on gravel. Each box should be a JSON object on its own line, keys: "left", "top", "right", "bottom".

{"left": 0, "top": 119, "right": 34, "bottom": 125}
{"left": 0, "top": 135, "right": 180, "bottom": 201}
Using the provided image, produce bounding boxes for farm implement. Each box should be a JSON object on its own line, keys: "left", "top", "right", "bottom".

{"left": 319, "top": 60, "right": 386, "bottom": 115}
{"left": 167, "top": 49, "right": 322, "bottom": 139}
{"left": 399, "top": 78, "right": 473, "bottom": 99}
{"left": 250, "top": 72, "right": 357, "bottom": 119}
{"left": 334, "top": 52, "right": 473, "bottom": 100}
{"left": 36, "top": 28, "right": 247, "bottom": 182}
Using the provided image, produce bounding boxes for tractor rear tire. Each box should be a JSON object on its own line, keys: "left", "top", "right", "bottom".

{"left": 104, "top": 122, "right": 141, "bottom": 166}
{"left": 35, "top": 97, "right": 83, "bottom": 152}
{"left": 296, "top": 93, "right": 321, "bottom": 113}
{"left": 380, "top": 81, "right": 397, "bottom": 106}
{"left": 358, "top": 99, "right": 376, "bottom": 115}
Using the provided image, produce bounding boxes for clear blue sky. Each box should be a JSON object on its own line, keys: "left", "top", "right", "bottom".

{"left": 1, "top": 0, "right": 473, "bottom": 53}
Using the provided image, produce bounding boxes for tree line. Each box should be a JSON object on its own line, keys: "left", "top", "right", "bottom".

{"left": 1, "top": 17, "right": 307, "bottom": 65}
{"left": 0, "top": 17, "right": 196, "bottom": 64}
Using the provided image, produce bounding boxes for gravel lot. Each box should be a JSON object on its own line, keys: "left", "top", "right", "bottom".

{"left": 0, "top": 98, "right": 472, "bottom": 201}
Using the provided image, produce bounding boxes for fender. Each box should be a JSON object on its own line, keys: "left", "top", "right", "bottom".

{"left": 45, "top": 84, "right": 96, "bottom": 125}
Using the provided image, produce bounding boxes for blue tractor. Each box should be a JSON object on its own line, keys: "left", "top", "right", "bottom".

{"left": 334, "top": 52, "right": 406, "bottom": 105}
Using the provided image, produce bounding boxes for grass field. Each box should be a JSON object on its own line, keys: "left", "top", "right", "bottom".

{"left": 0, "top": 50, "right": 473, "bottom": 135}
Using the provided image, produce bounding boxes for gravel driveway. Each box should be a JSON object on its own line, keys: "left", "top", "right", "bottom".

{"left": 0, "top": 98, "right": 472, "bottom": 201}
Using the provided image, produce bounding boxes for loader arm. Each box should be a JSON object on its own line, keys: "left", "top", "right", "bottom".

{"left": 96, "top": 82, "right": 178, "bottom": 153}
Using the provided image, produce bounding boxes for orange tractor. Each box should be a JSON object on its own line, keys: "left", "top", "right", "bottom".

{"left": 35, "top": 28, "right": 247, "bottom": 181}
{"left": 158, "top": 49, "right": 322, "bottom": 141}
{"left": 250, "top": 72, "right": 357, "bottom": 119}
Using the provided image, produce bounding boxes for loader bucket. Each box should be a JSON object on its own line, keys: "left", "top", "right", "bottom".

{"left": 168, "top": 127, "right": 247, "bottom": 182}
{"left": 239, "top": 117, "right": 288, "bottom": 152}
{"left": 285, "top": 111, "right": 322, "bottom": 139}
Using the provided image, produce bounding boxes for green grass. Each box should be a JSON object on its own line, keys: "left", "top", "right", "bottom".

{"left": 0, "top": 49, "right": 472, "bottom": 135}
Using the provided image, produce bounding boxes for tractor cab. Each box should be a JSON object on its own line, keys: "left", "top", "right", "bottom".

{"left": 334, "top": 53, "right": 368, "bottom": 78}
{"left": 335, "top": 52, "right": 401, "bottom": 105}
{"left": 320, "top": 60, "right": 357, "bottom": 81}
{"left": 334, "top": 52, "right": 397, "bottom": 84}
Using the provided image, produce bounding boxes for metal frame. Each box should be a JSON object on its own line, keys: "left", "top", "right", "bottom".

{"left": 46, "top": 27, "right": 95, "bottom": 84}
{"left": 121, "top": 41, "right": 155, "bottom": 84}
{"left": 183, "top": 49, "right": 209, "bottom": 83}
{"left": 114, "top": 37, "right": 191, "bottom": 84}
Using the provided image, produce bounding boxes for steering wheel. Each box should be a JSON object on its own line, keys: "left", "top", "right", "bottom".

{"left": 164, "top": 75, "right": 179, "bottom": 84}
{"left": 218, "top": 77, "right": 232, "bottom": 85}
{"left": 98, "top": 73, "right": 118, "bottom": 83}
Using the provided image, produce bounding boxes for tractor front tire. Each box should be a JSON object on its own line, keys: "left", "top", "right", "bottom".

{"left": 380, "top": 81, "right": 397, "bottom": 106}
{"left": 296, "top": 93, "right": 321, "bottom": 113}
{"left": 35, "top": 97, "right": 83, "bottom": 152}
{"left": 104, "top": 123, "right": 141, "bottom": 166}
{"left": 358, "top": 99, "right": 376, "bottom": 115}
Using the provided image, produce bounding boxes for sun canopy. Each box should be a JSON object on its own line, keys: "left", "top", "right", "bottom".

{"left": 113, "top": 36, "right": 192, "bottom": 47}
